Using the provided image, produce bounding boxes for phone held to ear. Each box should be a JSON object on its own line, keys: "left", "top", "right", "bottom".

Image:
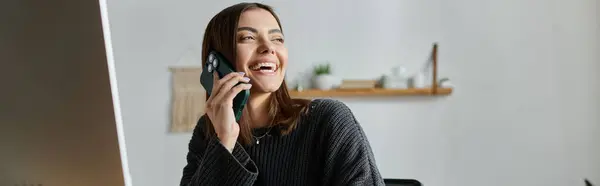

{"left": 200, "top": 51, "right": 250, "bottom": 122}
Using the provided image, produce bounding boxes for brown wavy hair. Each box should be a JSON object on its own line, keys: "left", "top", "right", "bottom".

{"left": 200, "top": 2, "right": 311, "bottom": 145}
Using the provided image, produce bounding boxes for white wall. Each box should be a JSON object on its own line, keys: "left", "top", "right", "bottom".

{"left": 105, "top": 0, "right": 599, "bottom": 186}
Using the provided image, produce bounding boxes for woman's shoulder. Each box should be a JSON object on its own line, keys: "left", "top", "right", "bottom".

{"left": 308, "top": 98, "right": 354, "bottom": 117}
{"left": 305, "top": 98, "right": 359, "bottom": 131}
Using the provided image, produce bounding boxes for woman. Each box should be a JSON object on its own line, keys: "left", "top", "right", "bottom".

{"left": 180, "top": 2, "right": 385, "bottom": 186}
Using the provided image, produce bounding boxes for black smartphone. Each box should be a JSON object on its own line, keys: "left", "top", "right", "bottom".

{"left": 200, "top": 51, "right": 250, "bottom": 122}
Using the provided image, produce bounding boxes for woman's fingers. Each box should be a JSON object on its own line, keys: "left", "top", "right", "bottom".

{"left": 211, "top": 72, "right": 243, "bottom": 97}
{"left": 218, "top": 76, "right": 250, "bottom": 97}
{"left": 212, "top": 74, "right": 250, "bottom": 103}
{"left": 223, "top": 83, "right": 252, "bottom": 102}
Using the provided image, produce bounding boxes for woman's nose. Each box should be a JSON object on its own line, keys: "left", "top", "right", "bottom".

{"left": 258, "top": 42, "right": 275, "bottom": 55}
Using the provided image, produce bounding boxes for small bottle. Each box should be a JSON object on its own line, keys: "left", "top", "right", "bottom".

{"left": 295, "top": 79, "right": 304, "bottom": 91}
{"left": 388, "top": 66, "right": 408, "bottom": 89}
{"left": 412, "top": 72, "right": 426, "bottom": 88}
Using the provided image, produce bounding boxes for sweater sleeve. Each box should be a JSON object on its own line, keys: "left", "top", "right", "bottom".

{"left": 179, "top": 116, "right": 258, "bottom": 186}
{"left": 319, "top": 100, "right": 385, "bottom": 186}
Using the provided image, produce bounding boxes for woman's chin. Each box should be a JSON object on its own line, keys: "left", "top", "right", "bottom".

{"left": 250, "top": 82, "right": 282, "bottom": 93}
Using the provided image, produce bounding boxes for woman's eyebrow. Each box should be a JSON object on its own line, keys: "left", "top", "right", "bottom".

{"left": 238, "top": 27, "right": 258, "bottom": 33}
{"left": 237, "top": 27, "right": 282, "bottom": 35}
{"left": 237, "top": 27, "right": 257, "bottom": 33}
{"left": 268, "top": 29, "right": 282, "bottom": 34}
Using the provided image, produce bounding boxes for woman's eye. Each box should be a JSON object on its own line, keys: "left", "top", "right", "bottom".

{"left": 241, "top": 36, "right": 254, "bottom": 40}
{"left": 273, "top": 38, "right": 284, "bottom": 43}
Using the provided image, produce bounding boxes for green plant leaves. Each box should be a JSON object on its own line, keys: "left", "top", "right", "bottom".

{"left": 313, "top": 63, "right": 331, "bottom": 75}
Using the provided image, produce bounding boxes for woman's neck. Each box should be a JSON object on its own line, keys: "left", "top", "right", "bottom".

{"left": 247, "top": 92, "right": 272, "bottom": 129}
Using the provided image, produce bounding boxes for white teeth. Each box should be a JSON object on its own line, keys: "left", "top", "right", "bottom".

{"left": 250, "top": 62, "right": 277, "bottom": 71}
{"left": 259, "top": 69, "right": 275, "bottom": 73}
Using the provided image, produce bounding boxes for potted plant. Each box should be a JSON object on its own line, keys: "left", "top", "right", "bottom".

{"left": 312, "top": 63, "right": 337, "bottom": 90}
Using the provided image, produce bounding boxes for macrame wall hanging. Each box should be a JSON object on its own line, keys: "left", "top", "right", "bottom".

{"left": 169, "top": 67, "right": 205, "bottom": 132}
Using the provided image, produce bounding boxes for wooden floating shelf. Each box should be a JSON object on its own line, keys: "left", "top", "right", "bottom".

{"left": 289, "top": 88, "right": 453, "bottom": 98}
{"left": 289, "top": 43, "right": 454, "bottom": 98}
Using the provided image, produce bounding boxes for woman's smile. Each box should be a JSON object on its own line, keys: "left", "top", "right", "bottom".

{"left": 248, "top": 61, "right": 278, "bottom": 75}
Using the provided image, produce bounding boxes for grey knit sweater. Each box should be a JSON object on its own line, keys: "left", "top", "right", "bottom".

{"left": 179, "top": 99, "right": 385, "bottom": 186}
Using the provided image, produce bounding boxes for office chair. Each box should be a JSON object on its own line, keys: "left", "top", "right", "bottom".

{"left": 384, "top": 178, "right": 422, "bottom": 186}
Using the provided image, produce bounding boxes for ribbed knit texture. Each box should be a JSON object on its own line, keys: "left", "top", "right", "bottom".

{"left": 179, "top": 99, "right": 385, "bottom": 186}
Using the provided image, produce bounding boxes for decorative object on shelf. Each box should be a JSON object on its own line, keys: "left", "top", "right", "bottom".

{"left": 382, "top": 66, "right": 409, "bottom": 89}
{"left": 169, "top": 67, "right": 205, "bottom": 132}
{"left": 438, "top": 77, "right": 454, "bottom": 88}
{"left": 407, "top": 43, "right": 438, "bottom": 89}
{"left": 338, "top": 79, "right": 378, "bottom": 89}
{"left": 289, "top": 43, "right": 453, "bottom": 98}
{"left": 409, "top": 71, "right": 428, "bottom": 88}
{"left": 584, "top": 178, "right": 593, "bottom": 186}
{"left": 311, "top": 62, "right": 340, "bottom": 90}
{"left": 377, "top": 76, "right": 386, "bottom": 88}
{"left": 409, "top": 59, "right": 433, "bottom": 88}
{"left": 294, "top": 79, "right": 304, "bottom": 91}
{"left": 430, "top": 43, "right": 440, "bottom": 93}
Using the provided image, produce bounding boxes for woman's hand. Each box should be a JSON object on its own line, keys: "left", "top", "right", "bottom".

{"left": 205, "top": 72, "right": 252, "bottom": 152}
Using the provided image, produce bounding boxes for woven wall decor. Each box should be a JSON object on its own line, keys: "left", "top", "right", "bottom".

{"left": 169, "top": 67, "right": 205, "bottom": 132}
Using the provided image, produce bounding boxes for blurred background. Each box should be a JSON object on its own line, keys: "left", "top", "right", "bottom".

{"left": 2, "top": 0, "right": 599, "bottom": 186}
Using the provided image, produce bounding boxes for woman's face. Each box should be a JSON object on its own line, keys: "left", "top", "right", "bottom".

{"left": 235, "top": 8, "right": 287, "bottom": 93}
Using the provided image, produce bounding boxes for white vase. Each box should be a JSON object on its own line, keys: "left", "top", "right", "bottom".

{"left": 384, "top": 66, "right": 409, "bottom": 89}
{"left": 412, "top": 72, "right": 428, "bottom": 88}
{"left": 312, "top": 74, "right": 337, "bottom": 90}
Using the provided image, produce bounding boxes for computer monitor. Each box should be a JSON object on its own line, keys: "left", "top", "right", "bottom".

{"left": 1, "top": 0, "right": 130, "bottom": 185}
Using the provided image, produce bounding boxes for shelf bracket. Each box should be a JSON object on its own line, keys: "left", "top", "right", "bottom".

{"left": 431, "top": 43, "right": 439, "bottom": 94}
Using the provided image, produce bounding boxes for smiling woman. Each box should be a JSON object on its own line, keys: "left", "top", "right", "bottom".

{"left": 179, "top": 2, "right": 385, "bottom": 186}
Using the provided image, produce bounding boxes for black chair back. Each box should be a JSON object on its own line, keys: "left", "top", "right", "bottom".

{"left": 384, "top": 178, "right": 422, "bottom": 186}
